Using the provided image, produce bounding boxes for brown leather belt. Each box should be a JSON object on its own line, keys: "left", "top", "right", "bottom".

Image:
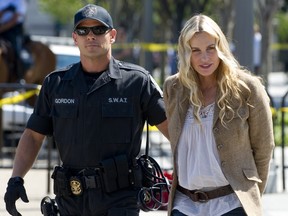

{"left": 177, "top": 184, "right": 234, "bottom": 203}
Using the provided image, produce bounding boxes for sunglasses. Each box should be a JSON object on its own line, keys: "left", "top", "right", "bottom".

{"left": 74, "top": 26, "right": 111, "bottom": 36}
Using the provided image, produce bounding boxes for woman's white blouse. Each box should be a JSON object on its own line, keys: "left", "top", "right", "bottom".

{"left": 173, "top": 104, "right": 242, "bottom": 216}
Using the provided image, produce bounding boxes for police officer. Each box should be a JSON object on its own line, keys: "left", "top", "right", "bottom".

{"left": 4, "top": 4, "right": 169, "bottom": 216}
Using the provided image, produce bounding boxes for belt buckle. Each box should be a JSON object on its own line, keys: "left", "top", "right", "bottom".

{"left": 194, "top": 190, "right": 209, "bottom": 203}
{"left": 70, "top": 176, "right": 83, "bottom": 196}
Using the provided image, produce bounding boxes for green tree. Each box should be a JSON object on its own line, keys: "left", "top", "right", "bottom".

{"left": 256, "top": 0, "right": 283, "bottom": 81}
{"left": 37, "top": 0, "right": 283, "bottom": 81}
{"left": 38, "top": 0, "right": 108, "bottom": 25}
{"left": 276, "top": 13, "right": 288, "bottom": 43}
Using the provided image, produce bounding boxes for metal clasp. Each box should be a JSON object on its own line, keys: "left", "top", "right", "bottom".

{"left": 194, "top": 190, "right": 209, "bottom": 203}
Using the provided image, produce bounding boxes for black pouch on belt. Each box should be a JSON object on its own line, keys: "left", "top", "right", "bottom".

{"left": 100, "top": 155, "right": 131, "bottom": 193}
{"left": 100, "top": 158, "right": 118, "bottom": 193}
{"left": 114, "top": 155, "right": 130, "bottom": 189}
{"left": 51, "top": 166, "right": 71, "bottom": 197}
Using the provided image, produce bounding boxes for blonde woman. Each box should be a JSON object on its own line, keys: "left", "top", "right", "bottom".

{"left": 163, "top": 14, "right": 274, "bottom": 216}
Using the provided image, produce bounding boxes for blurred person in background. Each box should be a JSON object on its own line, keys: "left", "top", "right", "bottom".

{"left": 253, "top": 24, "right": 262, "bottom": 75}
{"left": 0, "top": 0, "right": 27, "bottom": 78}
{"left": 113, "top": 24, "right": 135, "bottom": 63}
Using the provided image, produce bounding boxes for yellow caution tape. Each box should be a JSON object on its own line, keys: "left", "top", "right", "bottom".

{"left": 112, "top": 42, "right": 288, "bottom": 52}
{"left": 140, "top": 43, "right": 177, "bottom": 52}
{"left": 0, "top": 87, "right": 40, "bottom": 107}
{"left": 280, "top": 107, "right": 288, "bottom": 113}
{"left": 143, "top": 124, "right": 159, "bottom": 132}
{"left": 148, "top": 125, "right": 158, "bottom": 131}
{"left": 271, "top": 107, "right": 277, "bottom": 116}
{"left": 113, "top": 42, "right": 177, "bottom": 52}
{"left": 271, "top": 43, "right": 288, "bottom": 50}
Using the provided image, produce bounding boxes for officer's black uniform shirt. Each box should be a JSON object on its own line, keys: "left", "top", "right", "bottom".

{"left": 27, "top": 58, "right": 166, "bottom": 168}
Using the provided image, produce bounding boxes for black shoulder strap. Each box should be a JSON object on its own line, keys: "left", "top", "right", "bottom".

{"left": 145, "top": 122, "right": 149, "bottom": 156}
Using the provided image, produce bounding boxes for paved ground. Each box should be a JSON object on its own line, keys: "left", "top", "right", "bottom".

{"left": 0, "top": 168, "right": 168, "bottom": 216}
{"left": 0, "top": 147, "right": 288, "bottom": 216}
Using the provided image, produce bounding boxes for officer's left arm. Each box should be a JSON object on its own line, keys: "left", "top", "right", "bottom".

{"left": 156, "top": 119, "right": 169, "bottom": 140}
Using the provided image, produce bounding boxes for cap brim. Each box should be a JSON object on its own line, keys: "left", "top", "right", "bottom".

{"left": 74, "top": 18, "right": 110, "bottom": 30}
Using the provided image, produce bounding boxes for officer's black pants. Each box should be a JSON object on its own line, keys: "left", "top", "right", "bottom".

{"left": 55, "top": 187, "right": 139, "bottom": 216}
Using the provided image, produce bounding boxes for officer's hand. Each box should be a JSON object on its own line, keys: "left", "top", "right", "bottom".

{"left": 4, "top": 177, "right": 29, "bottom": 216}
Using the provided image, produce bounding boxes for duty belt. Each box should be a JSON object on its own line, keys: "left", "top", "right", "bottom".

{"left": 177, "top": 184, "right": 234, "bottom": 203}
{"left": 68, "top": 168, "right": 102, "bottom": 196}
{"left": 70, "top": 175, "right": 102, "bottom": 195}
{"left": 53, "top": 154, "right": 142, "bottom": 196}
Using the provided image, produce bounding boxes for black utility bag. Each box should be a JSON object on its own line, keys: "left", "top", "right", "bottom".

{"left": 137, "top": 122, "right": 170, "bottom": 211}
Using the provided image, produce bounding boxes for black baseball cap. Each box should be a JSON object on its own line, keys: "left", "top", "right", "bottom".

{"left": 74, "top": 4, "right": 113, "bottom": 29}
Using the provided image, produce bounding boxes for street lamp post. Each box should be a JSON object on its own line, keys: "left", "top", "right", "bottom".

{"left": 140, "top": 0, "right": 153, "bottom": 72}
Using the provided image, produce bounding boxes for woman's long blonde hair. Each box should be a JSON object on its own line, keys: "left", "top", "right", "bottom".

{"left": 178, "top": 14, "right": 251, "bottom": 126}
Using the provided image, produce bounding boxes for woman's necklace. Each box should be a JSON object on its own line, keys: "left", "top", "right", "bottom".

{"left": 199, "top": 103, "right": 214, "bottom": 118}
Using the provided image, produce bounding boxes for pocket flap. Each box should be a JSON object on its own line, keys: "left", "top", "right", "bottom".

{"left": 243, "top": 169, "right": 262, "bottom": 183}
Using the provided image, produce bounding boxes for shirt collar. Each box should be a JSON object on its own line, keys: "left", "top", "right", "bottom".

{"left": 62, "top": 58, "right": 122, "bottom": 81}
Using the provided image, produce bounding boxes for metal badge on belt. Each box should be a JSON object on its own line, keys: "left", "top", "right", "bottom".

{"left": 70, "top": 177, "right": 83, "bottom": 195}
